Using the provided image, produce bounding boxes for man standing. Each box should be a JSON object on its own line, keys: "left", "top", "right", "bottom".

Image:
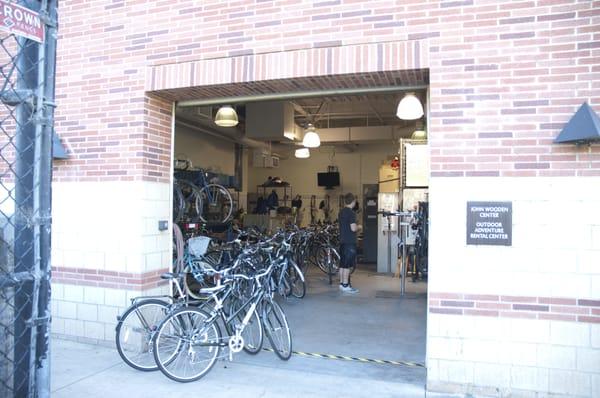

{"left": 338, "top": 193, "right": 360, "bottom": 293}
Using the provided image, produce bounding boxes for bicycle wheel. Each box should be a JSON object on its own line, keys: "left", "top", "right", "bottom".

{"left": 178, "top": 179, "right": 203, "bottom": 222}
{"left": 226, "top": 296, "right": 263, "bottom": 355}
{"left": 288, "top": 261, "right": 306, "bottom": 299}
{"left": 262, "top": 300, "right": 292, "bottom": 360}
{"left": 173, "top": 182, "right": 185, "bottom": 223}
{"left": 153, "top": 308, "right": 221, "bottom": 383}
{"left": 315, "top": 246, "right": 339, "bottom": 276}
{"left": 277, "top": 266, "right": 292, "bottom": 297}
{"left": 115, "top": 299, "right": 169, "bottom": 371}
{"left": 196, "top": 183, "right": 233, "bottom": 223}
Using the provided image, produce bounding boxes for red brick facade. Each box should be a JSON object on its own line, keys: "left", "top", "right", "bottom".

{"left": 430, "top": 292, "right": 600, "bottom": 324}
{"left": 53, "top": 0, "right": 600, "bottom": 182}
{"left": 52, "top": 266, "right": 169, "bottom": 291}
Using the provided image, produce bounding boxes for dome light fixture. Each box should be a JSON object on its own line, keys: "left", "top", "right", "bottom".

{"left": 214, "top": 105, "right": 239, "bottom": 127}
{"left": 295, "top": 147, "right": 310, "bottom": 158}
{"left": 396, "top": 93, "right": 424, "bottom": 120}
{"left": 411, "top": 129, "right": 427, "bottom": 140}
{"left": 302, "top": 123, "right": 320, "bottom": 148}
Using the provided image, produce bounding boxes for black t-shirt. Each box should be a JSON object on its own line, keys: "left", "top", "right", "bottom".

{"left": 338, "top": 207, "right": 356, "bottom": 244}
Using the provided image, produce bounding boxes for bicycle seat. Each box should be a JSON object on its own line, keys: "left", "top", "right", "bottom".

{"left": 160, "top": 272, "right": 185, "bottom": 280}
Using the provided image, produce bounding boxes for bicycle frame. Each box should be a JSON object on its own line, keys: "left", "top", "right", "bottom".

{"left": 194, "top": 274, "right": 271, "bottom": 350}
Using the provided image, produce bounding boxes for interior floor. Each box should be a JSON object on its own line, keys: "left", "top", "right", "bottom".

{"left": 264, "top": 264, "right": 427, "bottom": 384}
{"left": 51, "top": 266, "right": 428, "bottom": 397}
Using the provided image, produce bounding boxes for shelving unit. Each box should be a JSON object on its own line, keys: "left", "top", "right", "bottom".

{"left": 256, "top": 185, "right": 292, "bottom": 207}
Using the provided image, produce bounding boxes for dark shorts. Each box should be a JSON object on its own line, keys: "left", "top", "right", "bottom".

{"left": 339, "top": 244, "right": 357, "bottom": 269}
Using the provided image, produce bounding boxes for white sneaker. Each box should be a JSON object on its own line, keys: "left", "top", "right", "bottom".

{"left": 340, "top": 285, "right": 359, "bottom": 294}
{"left": 345, "top": 286, "right": 359, "bottom": 294}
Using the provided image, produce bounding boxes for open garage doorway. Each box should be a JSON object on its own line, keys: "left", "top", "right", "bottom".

{"left": 164, "top": 70, "right": 430, "bottom": 389}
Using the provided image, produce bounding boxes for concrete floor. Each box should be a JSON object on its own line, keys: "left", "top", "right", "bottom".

{"left": 51, "top": 266, "right": 436, "bottom": 398}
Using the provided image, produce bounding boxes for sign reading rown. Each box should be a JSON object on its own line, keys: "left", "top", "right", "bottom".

{"left": 0, "top": 0, "right": 44, "bottom": 44}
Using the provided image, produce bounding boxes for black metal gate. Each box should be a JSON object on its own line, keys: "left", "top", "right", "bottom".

{"left": 0, "top": 0, "right": 57, "bottom": 397}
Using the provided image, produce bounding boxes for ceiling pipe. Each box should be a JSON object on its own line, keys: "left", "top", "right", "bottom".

{"left": 175, "top": 118, "right": 269, "bottom": 150}
{"left": 177, "top": 85, "right": 428, "bottom": 107}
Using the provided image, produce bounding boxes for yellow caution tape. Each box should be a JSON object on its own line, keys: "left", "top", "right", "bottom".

{"left": 261, "top": 348, "right": 425, "bottom": 368}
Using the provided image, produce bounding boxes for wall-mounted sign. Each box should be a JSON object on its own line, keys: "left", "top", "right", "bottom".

{"left": 0, "top": 0, "right": 44, "bottom": 43}
{"left": 405, "top": 143, "right": 429, "bottom": 187}
{"left": 466, "top": 201, "right": 512, "bottom": 246}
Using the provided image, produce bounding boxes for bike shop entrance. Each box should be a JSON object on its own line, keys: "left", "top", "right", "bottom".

{"left": 150, "top": 55, "right": 431, "bottom": 388}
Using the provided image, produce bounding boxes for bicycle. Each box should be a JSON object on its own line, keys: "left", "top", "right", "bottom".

{"left": 174, "top": 169, "right": 233, "bottom": 224}
{"left": 117, "top": 235, "right": 241, "bottom": 371}
{"left": 115, "top": 272, "right": 197, "bottom": 371}
{"left": 152, "top": 251, "right": 291, "bottom": 383}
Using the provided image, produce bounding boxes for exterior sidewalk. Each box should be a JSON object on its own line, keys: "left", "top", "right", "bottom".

{"left": 51, "top": 338, "right": 437, "bottom": 398}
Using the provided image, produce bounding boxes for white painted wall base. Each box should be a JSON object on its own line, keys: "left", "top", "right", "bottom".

{"left": 51, "top": 283, "right": 168, "bottom": 343}
{"left": 427, "top": 177, "right": 600, "bottom": 398}
{"left": 52, "top": 181, "right": 171, "bottom": 274}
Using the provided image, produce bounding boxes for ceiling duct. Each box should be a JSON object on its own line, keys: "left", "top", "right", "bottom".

{"left": 296, "top": 126, "right": 400, "bottom": 143}
{"left": 246, "top": 101, "right": 298, "bottom": 141}
{"left": 175, "top": 118, "right": 269, "bottom": 150}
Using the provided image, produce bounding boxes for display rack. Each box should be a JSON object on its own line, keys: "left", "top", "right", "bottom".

{"left": 256, "top": 185, "right": 292, "bottom": 207}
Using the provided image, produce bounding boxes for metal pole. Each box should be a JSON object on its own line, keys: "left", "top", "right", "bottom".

{"left": 400, "top": 221, "right": 407, "bottom": 296}
{"left": 35, "top": 0, "right": 58, "bottom": 396}
{"left": 386, "top": 216, "right": 392, "bottom": 274}
{"left": 177, "top": 84, "right": 429, "bottom": 107}
{"left": 13, "top": 0, "right": 42, "bottom": 395}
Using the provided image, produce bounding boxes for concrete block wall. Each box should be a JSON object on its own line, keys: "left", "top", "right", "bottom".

{"left": 51, "top": 180, "right": 171, "bottom": 342}
{"left": 51, "top": 284, "right": 167, "bottom": 344}
{"left": 427, "top": 177, "right": 600, "bottom": 397}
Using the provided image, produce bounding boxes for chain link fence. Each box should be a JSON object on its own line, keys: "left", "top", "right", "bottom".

{"left": 0, "top": 1, "right": 57, "bottom": 397}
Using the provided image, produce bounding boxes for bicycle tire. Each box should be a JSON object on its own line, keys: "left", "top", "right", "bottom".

{"left": 183, "top": 271, "right": 211, "bottom": 300}
{"left": 278, "top": 266, "right": 292, "bottom": 297}
{"left": 173, "top": 182, "right": 185, "bottom": 223}
{"left": 315, "top": 246, "right": 340, "bottom": 276}
{"left": 288, "top": 261, "right": 306, "bottom": 299}
{"left": 115, "top": 299, "right": 170, "bottom": 372}
{"left": 178, "top": 179, "right": 204, "bottom": 222}
{"left": 226, "top": 296, "right": 264, "bottom": 355}
{"left": 262, "top": 300, "right": 292, "bottom": 361}
{"left": 153, "top": 307, "right": 221, "bottom": 383}
{"left": 196, "top": 183, "right": 233, "bottom": 224}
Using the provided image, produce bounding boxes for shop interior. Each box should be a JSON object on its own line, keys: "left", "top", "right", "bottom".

{"left": 171, "top": 90, "right": 429, "bottom": 383}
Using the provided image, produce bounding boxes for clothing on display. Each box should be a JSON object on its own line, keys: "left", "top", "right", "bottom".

{"left": 262, "top": 176, "right": 290, "bottom": 187}
{"left": 291, "top": 195, "right": 303, "bottom": 209}
{"left": 266, "top": 190, "right": 279, "bottom": 209}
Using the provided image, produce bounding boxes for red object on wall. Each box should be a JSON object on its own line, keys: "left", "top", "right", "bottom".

{"left": 0, "top": 0, "right": 44, "bottom": 43}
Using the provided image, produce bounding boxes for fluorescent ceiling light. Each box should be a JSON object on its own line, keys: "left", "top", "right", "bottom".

{"left": 295, "top": 148, "right": 310, "bottom": 158}
{"left": 302, "top": 124, "right": 320, "bottom": 148}
{"left": 214, "top": 105, "right": 239, "bottom": 127}
{"left": 396, "top": 93, "right": 424, "bottom": 120}
{"left": 411, "top": 130, "right": 427, "bottom": 140}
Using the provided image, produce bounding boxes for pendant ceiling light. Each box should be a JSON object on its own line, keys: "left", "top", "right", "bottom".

{"left": 295, "top": 147, "right": 310, "bottom": 158}
{"left": 302, "top": 123, "right": 320, "bottom": 148}
{"left": 411, "top": 129, "right": 427, "bottom": 140}
{"left": 214, "top": 105, "right": 239, "bottom": 127}
{"left": 396, "top": 93, "right": 424, "bottom": 120}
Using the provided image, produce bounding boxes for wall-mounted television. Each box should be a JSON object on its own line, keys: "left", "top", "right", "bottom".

{"left": 317, "top": 172, "right": 340, "bottom": 189}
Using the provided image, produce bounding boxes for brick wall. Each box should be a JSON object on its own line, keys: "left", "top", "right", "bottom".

{"left": 54, "top": 0, "right": 600, "bottom": 182}
{"left": 51, "top": 1, "right": 600, "bottom": 395}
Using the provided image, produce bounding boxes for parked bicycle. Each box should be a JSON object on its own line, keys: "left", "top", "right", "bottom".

{"left": 116, "top": 227, "right": 302, "bottom": 382}
{"left": 153, "top": 246, "right": 292, "bottom": 382}
{"left": 173, "top": 169, "right": 233, "bottom": 224}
